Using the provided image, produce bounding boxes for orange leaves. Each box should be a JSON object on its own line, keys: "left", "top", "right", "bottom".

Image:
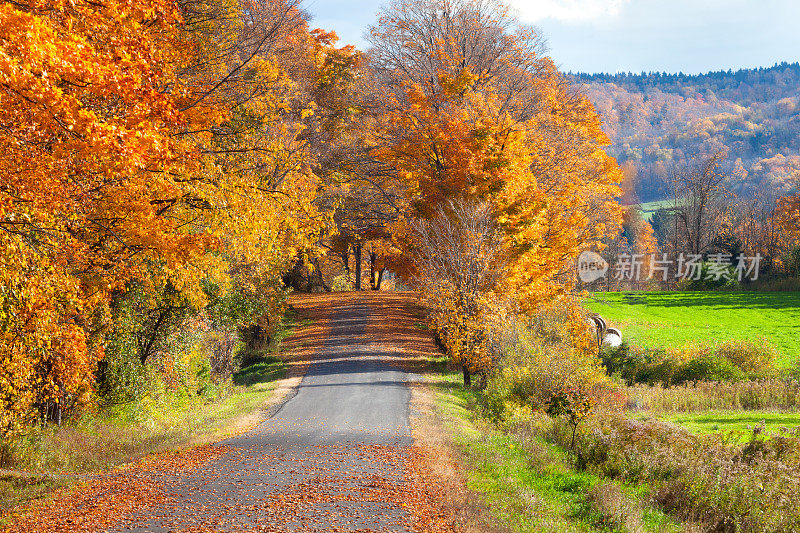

{"left": 371, "top": 1, "right": 623, "bottom": 315}
{"left": 5, "top": 444, "right": 226, "bottom": 533}
{"left": 0, "top": 232, "right": 101, "bottom": 438}
{"left": 0, "top": 0, "right": 344, "bottom": 447}
{"left": 777, "top": 192, "right": 800, "bottom": 244}
{"left": 0, "top": 0, "right": 191, "bottom": 274}
{"left": 0, "top": 0, "right": 211, "bottom": 433}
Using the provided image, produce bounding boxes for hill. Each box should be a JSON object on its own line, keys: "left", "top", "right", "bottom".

{"left": 573, "top": 63, "right": 800, "bottom": 201}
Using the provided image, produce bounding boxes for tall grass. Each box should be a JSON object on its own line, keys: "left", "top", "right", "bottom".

{"left": 625, "top": 379, "right": 800, "bottom": 412}
{"left": 475, "top": 302, "right": 800, "bottom": 532}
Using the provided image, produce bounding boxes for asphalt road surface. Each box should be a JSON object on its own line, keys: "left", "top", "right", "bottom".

{"left": 111, "top": 299, "right": 419, "bottom": 532}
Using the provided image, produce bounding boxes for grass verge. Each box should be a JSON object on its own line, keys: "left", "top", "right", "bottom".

{"left": 1, "top": 357, "right": 288, "bottom": 514}
{"left": 427, "top": 371, "right": 681, "bottom": 533}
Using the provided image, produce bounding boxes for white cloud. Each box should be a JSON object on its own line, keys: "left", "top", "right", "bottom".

{"left": 508, "top": 0, "right": 631, "bottom": 23}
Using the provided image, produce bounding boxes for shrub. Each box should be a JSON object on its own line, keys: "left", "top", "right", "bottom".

{"left": 671, "top": 354, "right": 745, "bottom": 383}
{"left": 545, "top": 387, "right": 597, "bottom": 450}
{"left": 483, "top": 304, "right": 607, "bottom": 420}
{"left": 602, "top": 340, "right": 776, "bottom": 386}
{"left": 682, "top": 261, "right": 739, "bottom": 291}
{"left": 566, "top": 415, "right": 800, "bottom": 532}
{"left": 715, "top": 339, "right": 778, "bottom": 379}
{"left": 586, "top": 482, "right": 644, "bottom": 533}
{"left": 654, "top": 433, "right": 800, "bottom": 532}
{"left": 412, "top": 200, "right": 507, "bottom": 385}
{"left": 601, "top": 342, "right": 680, "bottom": 385}
{"left": 331, "top": 274, "right": 354, "bottom": 292}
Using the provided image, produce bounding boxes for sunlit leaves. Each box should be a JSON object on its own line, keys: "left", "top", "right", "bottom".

{"left": 0, "top": 0, "right": 329, "bottom": 436}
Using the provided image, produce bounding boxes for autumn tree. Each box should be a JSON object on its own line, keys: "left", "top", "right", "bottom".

{"left": 307, "top": 33, "right": 406, "bottom": 292}
{"left": 362, "top": 0, "right": 622, "bottom": 387}
{"left": 410, "top": 200, "right": 507, "bottom": 385}
{"left": 368, "top": 0, "right": 623, "bottom": 311}
{"left": 0, "top": 0, "right": 333, "bottom": 436}
{"left": 777, "top": 180, "right": 800, "bottom": 247}
{"left": 0, "top": 0, "right": 205, "bottom": 431}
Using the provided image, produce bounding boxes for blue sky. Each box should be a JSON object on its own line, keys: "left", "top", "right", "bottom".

{"left": 303, "top": 0, "right": 800, "bottom": 74}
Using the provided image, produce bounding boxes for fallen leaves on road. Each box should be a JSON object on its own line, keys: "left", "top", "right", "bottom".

{"left": 3, "top": 292, "right": 460, "bottom": 533}
{"left": 4, "top": 445, "right": 226, "bottom": 533}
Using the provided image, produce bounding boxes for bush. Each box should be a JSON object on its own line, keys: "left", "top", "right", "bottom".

{"left": 602, "top": 340, "right": 776, "bottom": 386}
{"left": 483, "top": 306, "right": 607, "bottom": 420}
{"left": 671, "top": 354, "right": 745, "bottom": 383}
{"left": 331, "top": 274, "right": 354, "bottom": 292}
{"left": 601, "top": 342, "right": 680, "bottom": 385}
{"left": 561, "top": 414, "right": 800, "bottom": 532}
{"left": 716, "top": 339, "right": 778, "bottom": 379}
{"left": 682, "top": 261, "right": 739, "bottom": 291}
{"left": 586, "top": 482, "right": 644, "bottom": 533}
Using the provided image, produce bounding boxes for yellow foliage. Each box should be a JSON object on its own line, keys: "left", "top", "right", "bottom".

{"left": 0, "top": 0, "right": 330, "bottom": 435}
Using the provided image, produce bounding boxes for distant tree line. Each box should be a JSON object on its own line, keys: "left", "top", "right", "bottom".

{"left": 570, "top": 63, "right": 800, "bottom": 202}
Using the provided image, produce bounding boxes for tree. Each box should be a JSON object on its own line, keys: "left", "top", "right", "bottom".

{"left": 409, "top": 200, "right": 507, "bottom": 385}
{"left": 368, "top": 0, "right": 623, "bottom": 312}
{"left": 0, "top": 0, "right": 333, "bottom": 436}
{"left": 671, "top": 152, "right": 730, "bottom": 256}
{"left": 0, "top": 0, "right": 204, "bottom": 431}
{"left": 777, "top": 186, "right": 800, "bottom": 245}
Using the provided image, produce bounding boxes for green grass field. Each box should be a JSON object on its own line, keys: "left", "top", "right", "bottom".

{"left": 638, "top": 200, "right": 678, "bottom": 221}
{"left": 586, "top": 291, "right": 800, "bottom": 367}
{"left": 652, "top": 411, "right": 800, "bottom": 439}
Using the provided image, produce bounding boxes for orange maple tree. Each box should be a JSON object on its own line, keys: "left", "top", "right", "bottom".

{"left": 0, "top": 0, "right": 203, "bottom": 433}
{"left": 0, "top": 0, "right": 333, "bottom": 436}
{"left": 368, "top": 0, "right": 622, "bottom": 379}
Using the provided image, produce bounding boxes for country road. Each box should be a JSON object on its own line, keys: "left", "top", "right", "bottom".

{"left": 110, "top": 294, "right": 425, "bottom": 532}
{"left": 7, "top": 293, "right": 454, "bottom": 533}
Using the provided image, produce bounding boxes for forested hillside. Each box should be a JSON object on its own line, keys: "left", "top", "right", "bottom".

{"left": 575, "top": 62, "right": 800, "bottom": 201}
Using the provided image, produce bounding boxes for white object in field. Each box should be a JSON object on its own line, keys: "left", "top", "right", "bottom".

{"left": 602, "top": 328, "right": 622, "bottom": 347}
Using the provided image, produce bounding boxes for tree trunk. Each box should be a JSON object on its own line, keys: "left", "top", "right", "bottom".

{"left": 354, "top": 242, "right": 362, "bottom": 291}
{"left": 462, "top": 366, "right": 471, "bottom": 387}
{"left": 312, "top": 258, "right": 330, "bottom": 292}
{"left": 341, "top": 247, "right": 350, "bottom": 278}
{"left": 369, "top": 251, "right": 377, "bottom": 290}
{"left": 375, "top": 268, "right": 386, "bottom": 291}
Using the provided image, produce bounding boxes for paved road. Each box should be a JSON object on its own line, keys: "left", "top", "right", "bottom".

{"left": 112, "top": 300, "right": 418, "bottom": 532}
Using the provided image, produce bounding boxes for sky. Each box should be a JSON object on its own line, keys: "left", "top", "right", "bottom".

{"left": 304, "top": 0, "right": 800, "bottom": 74}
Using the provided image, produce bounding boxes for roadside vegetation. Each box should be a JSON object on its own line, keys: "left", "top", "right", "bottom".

{"left": 429, "top": 371, "right": 681, "bottom": 532}
{"left": 422, "top": 303, "right": 800, "bottom": 532}
{"left": 0, "top": 308, "right": 304, "bottom": 513}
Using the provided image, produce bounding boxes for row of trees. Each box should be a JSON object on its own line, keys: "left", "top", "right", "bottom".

{"left": 591, "top": 151, "right": 800, "bottom": 291}
{"left": 27, "top": 0, "right": 797, "bottom": 434}
{"left": 0, "top": 0, "right": 360, "bottom": 438}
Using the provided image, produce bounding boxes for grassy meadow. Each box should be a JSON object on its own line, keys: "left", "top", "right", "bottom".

{"left": 587, "top": 291, "right": 800, "bottom": 367}
{"left": 656, "top": 410, "right": 800, "bottom": 436}
{"left": 638, "top": 199, "right": 677, "bottom": 221}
